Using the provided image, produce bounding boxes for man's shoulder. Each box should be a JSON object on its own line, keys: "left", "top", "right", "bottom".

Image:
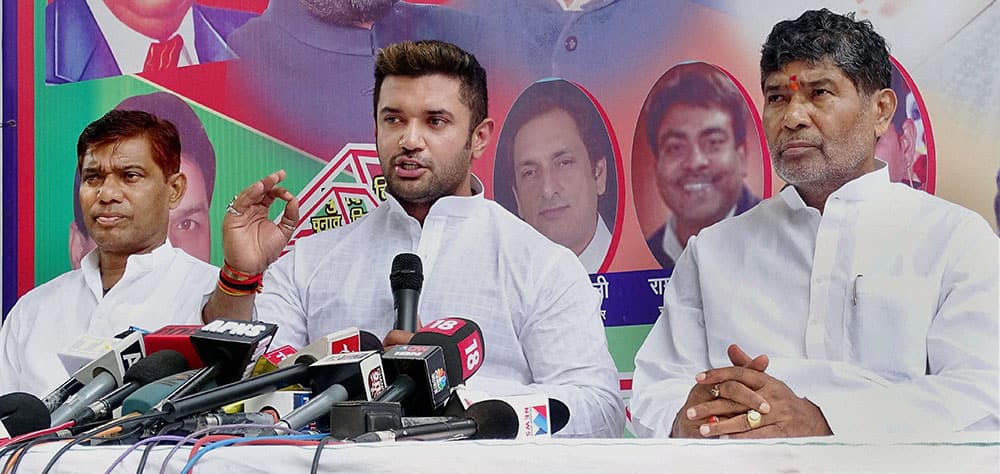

{"left": 482, "top": 200, "right": 573, "bottom": 249}
{"left": 281, "top": 206, "right": 385, "bottom": 257}
{"left": 12, "top": 268, "right": 86, "bottom": 310}
{"left": 698, "top": 194, "right": 784, "bottom": 241}
{"left": 480, "top": 200, "right": 587, "bottom": 274}
{"left": 884, "top": 184, "right": 995, "bottom": 233}
{"left": 168, "top": 248, "right": 219, "bottom": 275}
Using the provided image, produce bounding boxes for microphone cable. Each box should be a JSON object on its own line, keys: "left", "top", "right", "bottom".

{"left": 310, "top": 435, "right": 340, "bottom": 474}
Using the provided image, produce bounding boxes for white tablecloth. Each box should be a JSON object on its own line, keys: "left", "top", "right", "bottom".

{"left": 6, "top": 435, "right": 999, "bottom": 473}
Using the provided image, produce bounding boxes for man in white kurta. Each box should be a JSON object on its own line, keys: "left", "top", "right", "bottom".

{"left": 0, "top": 241, "right": 215, "bottom": 396}
{"left": 631, "top": 9, "right": 998, "bottom": 439}
{"left": 631, "top": 165, "right": 999, "bottom": 438}
{"left": 0, "top": 109, "right": 217, "bottom": 396}
{"left": 202, "top": 40, "right": 624, "bottom": 438}
{"left": 259, "top": 178, "right": 623, "bottom": 437}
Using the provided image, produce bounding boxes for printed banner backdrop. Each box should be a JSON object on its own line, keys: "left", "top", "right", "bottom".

{"left": 5, "top": 0, "right": 1000, "bottom": 407}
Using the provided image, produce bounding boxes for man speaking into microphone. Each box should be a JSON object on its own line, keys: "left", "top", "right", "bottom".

{"left": 0, "top": 110, "right": 218, "bottom": 396}
{"left": 202, "top": 40, "right": 624, "bottom": 438}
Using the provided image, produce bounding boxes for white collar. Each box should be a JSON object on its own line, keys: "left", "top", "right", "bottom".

{"left": 383, "top": 175, "right": 486, "bottom": 222}
{"left": 780, "top": 161, "right": 891, "bottom": 212}
{"left": 81, "top": 240, "right": 176, "bottom": 298}
{"left": 578, "top": 214, "right": 612, "bottom": 272}
{"left": 85, "top": 0, "right": 199, "bottom": 75}
{"left": 554, "top": 0, "right": 595, "bottom": 11}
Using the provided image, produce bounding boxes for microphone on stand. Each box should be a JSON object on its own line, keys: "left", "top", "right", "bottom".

{"left": 390, "top": 253, "right": 423, "bottom": 333}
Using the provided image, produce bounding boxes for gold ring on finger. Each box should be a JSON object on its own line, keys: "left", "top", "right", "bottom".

{"left": 746, "top": 409, "right": 762, "bottom": 429}
{"left": 710, "top": 384, "right": 720, "bottom": 398}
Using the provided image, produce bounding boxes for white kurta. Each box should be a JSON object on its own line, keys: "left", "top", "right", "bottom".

{"left": 0, "top": 242, "right": 217, "bottom": 396}
{"left": 255, "top": 185, "right": 625, "bottom": 437}
{"left": 631, "top": 166, "right": 999, "bottom": 439}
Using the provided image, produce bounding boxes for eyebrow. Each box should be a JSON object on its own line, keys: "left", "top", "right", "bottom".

{"left": 378, "top": 107, "right": 455, "bottom": 119}
{"left": 660, "top": 129, "right": 692, "bottom": 141}
{"left": 425, "top": 109, "right": 454, "bottom": 118}
{"left": 764, "top": 76, "right": 837, "bottom": 93}
{"left": 516, "top": 147, "right": 574, "bottom": 167}
{"left": 698, "top": 127, "right": 729, "bottom": 139}
{"left": 172, "top": 204, "right": 208, "bottom": 217}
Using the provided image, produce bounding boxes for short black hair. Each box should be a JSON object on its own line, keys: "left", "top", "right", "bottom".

{"left": 760, "top": 8, "right": 891, "bottom": 97}
{"left": 493, "top": 79, "right": 618, "bottom": 225}
{"left": 374, "top": 40, "right": 488, "bottom": 132}
{"left": 499, "top": 79, "right": 612, "bottom": 176}
{"left": 645, "top": 62, "right": 748, "bottom": 155}
{"left": 115, "top": 93, "right": 216, "bottom": 198}
{"left": 77, "top": 109, "right": 180, "bottom": 176}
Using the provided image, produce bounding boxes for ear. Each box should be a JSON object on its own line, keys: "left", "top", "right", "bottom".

{"left": 167, "top": 172, "right": 188, "bottom": 210}
{"left": 594, "top": 156, "right": 608, "bottom": 196}
{"left": 900, "top": 119, "right": 917, "bottom": 166}
{"left": 870, "top": 88, "right": 897, "bottom": 138}
{"left": 68, "top": 222, "right": 92, "bottom": 270}
{"left": 469, "top": 118, "right": 495, "bottom": 160}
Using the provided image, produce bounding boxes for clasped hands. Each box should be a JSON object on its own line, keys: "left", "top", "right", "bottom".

{"left": 672, "top": 344, "right": 832, "bottom": 439}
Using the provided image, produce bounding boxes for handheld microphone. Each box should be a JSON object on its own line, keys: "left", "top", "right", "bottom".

{"left": 0, "top": 393, "right": 51, "bottom": 438}
{"left": 350, "top": 399, "right": 518, "bottom": 442}
{"left": 71, "top": 350, "right": 189, "bottom": 426}
{"left": 377, "top": 345, "right": 450, "bottom": 416}
{"left": 276, "top": 350, "right": 386, "bottom": 430}
{"left": 48, "top": 332, "right": 147, "bottom": 427}
{"left": 390, "top": 253, "right": 423, "bottom": 332}
{"left": 121, "top": 369, "right": 217, "bottom": 415}
{"left": 409, "top": 317, "right": 484, "bottom": 384}
{"left": 44, "top": 332, "right": 145, "bottom": 412}
{"left": 277, "top": 327, "right": 362, "bottom": 369}
{"left": 446, "top": 389, "right": 571, "bottom": 438}
{"left": 189, "top": 319, "right": 277, "bottom": 386}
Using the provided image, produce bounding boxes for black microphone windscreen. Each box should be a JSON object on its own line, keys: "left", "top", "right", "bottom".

{"left": 465, "top": 399, "right": 518, "bottom": 440}
{"left": 389, "top": 253, "right": 423, "bottom": 292}
{"left": 359, "top": 331, "right": 384, "bottom": 353}
{"left": 0, "top": 392, "right": 51, "bottom": 436}
{"left": 124, "top": 350, "right": 190, "bottom": 385}
{"left": 549, "top": 398, "right": 570, "bottom": 434}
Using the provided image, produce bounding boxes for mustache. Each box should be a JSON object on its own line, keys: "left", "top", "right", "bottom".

{"left": 391, "top": 152, "right": 429, "bottom": 167}
{"left": 775, "top": 136, "right": 823, "bottom": 153}
{"left": 673, "top": 172, "right": 717, "bottom": 183}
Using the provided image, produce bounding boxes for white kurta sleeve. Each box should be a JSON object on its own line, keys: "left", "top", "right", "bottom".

{"left": 0, "top": 303, "right": 25, "bottom": 394}
{"left": 630, "top": 236, "right": 711, "bottom": 438}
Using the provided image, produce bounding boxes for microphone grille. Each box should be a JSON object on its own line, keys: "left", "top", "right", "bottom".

{"left": 465, "top": 399, "right": 519, "bottom": 440}
{"left": 390, "top": 253, "right": 423, "bottom": 292}
{"left": 124, "top": 350, "right": 190, "bottom": 385}
{"left": 0, "top": 392, "right": 50, "bottom": 436}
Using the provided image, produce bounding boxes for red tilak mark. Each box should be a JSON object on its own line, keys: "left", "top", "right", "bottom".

{"left": 789, "top": 75, "right": 800, "bottom": 92}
